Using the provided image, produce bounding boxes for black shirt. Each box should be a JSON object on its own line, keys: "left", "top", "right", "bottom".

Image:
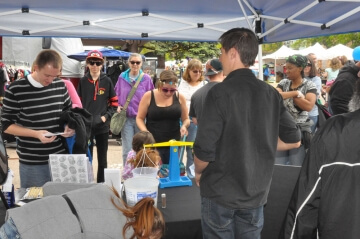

{"left": 194, "top": 68, "right": 300, "bottom": 209}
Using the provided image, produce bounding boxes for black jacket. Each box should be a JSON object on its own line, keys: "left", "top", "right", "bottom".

{"left": 60, "top": 108, "right": 93, "bottom": 154}
{"left": 77, "top": 72, "right": 118, "bottom": 135}
{"left": 329, "top": 63, "right": 359, "bottom": 115}
{"left": 280, "top": 110, "right": 360, "bottom": 239}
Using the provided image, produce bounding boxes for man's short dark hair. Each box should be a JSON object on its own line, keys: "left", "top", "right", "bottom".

{"left": 218, "top": 28, "right": 258, "bottom": 67}
{"left": 34, "top": 49, "right": 63, "bottom": 70}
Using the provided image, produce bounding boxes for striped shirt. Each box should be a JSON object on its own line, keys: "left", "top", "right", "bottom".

{"left": 1, "top": 77, "right": 72, "bottom": 165}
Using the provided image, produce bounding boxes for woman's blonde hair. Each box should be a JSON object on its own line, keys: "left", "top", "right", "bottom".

{"left": 110, "top": 189, "right": 165, "bottom": 239}
{"left": 329, "top": 57, "right": 341, "bottom": 70}
{"left": 182, "top": 59, "right": 205, "bottom": 83}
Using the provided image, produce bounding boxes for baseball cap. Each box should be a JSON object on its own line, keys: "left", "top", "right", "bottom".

{"left": 205, "top": 59, "right": 223, "bottom": 76}
{"left": 86, "top": 50, "right": 104, "bottom": 61}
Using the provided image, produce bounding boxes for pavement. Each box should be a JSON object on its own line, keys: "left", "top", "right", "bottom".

{"left": 7, "top": 138, "right": 124, "bottom": 190}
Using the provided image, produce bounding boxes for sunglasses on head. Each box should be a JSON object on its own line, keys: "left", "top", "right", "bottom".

{"left": 161, "top": 88, "right": 177, "bottom": 93}
{"left": 192, "top": 70, "right": 202, "bottom": 74}
{"left": 88, "top": 61, "right": 102, "bottom": 66}
{"left": 130, "top": 61, "right": 141, "bottom": 65}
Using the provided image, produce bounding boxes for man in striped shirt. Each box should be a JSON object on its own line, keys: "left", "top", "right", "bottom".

{"left": 1, "top": 49, "right": 74, "bottom": 188}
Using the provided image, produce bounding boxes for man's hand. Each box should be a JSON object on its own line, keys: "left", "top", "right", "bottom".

{"left": 38, "top": 130, "right": 57, "bottom": 143}
{"left": 194, "top": 155, "right": 209, "bottom": 187}
{"left": 195, "top": 172, "right": 201, "bottom": 187}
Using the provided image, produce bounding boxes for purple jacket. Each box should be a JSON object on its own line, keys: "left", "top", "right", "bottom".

{"left": 114, "top": 69, "right": 154, "bottom": 118}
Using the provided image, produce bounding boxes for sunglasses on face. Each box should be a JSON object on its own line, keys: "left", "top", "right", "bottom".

{"left": 192, "top": 70, "right": 202, "bottom": 74}
{"left": 161, "top": 88, "right": 177, "bottom": 93}
{"left": 88, "top": 61, "right": 102, "bottom": 66}
{"left": 130, "top": 61, "right": 141, "bottom": 65}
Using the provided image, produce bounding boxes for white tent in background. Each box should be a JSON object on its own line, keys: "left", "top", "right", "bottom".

{"left": 298, "top": 42, "right": 328, "bottom": 60}
{"left": 263, "top": 45, "right": 298, "bottom": 72}
{"left": 325, "top": 44, "right": 353, "bottom": 60}
{"left": 263, "top": 45, "right": 299, "bottom": 60}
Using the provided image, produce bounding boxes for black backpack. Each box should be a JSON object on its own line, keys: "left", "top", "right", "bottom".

{"left": 107, "top": 62, "right": 128, "bottom": 87}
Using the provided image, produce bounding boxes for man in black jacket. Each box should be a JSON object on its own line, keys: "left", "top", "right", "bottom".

{"left": 280, "top": 70, "right": 360, "bottom": 239}
{"left": 77, "top": 50, "right": 118, "bottom": 183}
{"left": 329, "top": 47, "right": 360, "bottom": 115}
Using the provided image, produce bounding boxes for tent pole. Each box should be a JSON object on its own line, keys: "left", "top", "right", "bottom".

{"left": 258, "top": 44, "right": 263, "bottom": 81}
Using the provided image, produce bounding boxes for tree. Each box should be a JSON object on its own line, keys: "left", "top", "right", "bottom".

{"left": 261, "top": 32, "right": 360, "bottom": 54}
{"left": 140, "top": 41, "right": 220, "bottom": 62}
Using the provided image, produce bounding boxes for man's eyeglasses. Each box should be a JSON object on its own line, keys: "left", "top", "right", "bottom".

{"left": 89, "top": 61, "right": 102, "bottom": 66}
{"left": 161, "top": 88, "right": 177, "bottom": 93}
{"left": 192, "top": 70, "right": 202, "bottom": 74}
{"left": 130, "top": 61, "right": 141, "bottom": 65}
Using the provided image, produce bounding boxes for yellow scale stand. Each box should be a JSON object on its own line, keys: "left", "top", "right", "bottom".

{"left": 144, "top": 140, "right": 193, "bottom": 188}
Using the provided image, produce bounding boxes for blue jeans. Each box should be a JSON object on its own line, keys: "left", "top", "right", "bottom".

{"left": 184, "top": 121, "right": 197, "bottom": 178}
{"left": 275, "top": 145, "right": 305, "bottom": 166}
{"left": 121, "top": 117, "right": 139, "bottom": 165}
{"left": 201, "top": 197, "right": 264, "bottom": 239}
{"left": 19, "top": 163, "right": 51, "bottom": 188}
{"left": 309, "top": 115, "right": 318, "bottom": 134}
{"left": 0, "top": 218, "right": 21, "bottom": 239}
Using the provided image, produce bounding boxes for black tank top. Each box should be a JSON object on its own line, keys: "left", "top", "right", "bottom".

{"left": 146, "top": 90, "right": 181, "bottom": 143}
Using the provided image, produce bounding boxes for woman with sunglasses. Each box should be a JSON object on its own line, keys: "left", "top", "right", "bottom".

{"left": 114, "top": 53, "right": 154, "bottom": 166}
{"left": 275, "top": 54, "right": 317, "bottom": 166}
{"left": 304, "top": 55, "right": 322, "bottom": 133}
{"left": 77, "top": 50, "right": 118, "bottom": 183}
{"left": 177, "top": 59, "right": 206, "bottom": 178}
{"left": 136, "top": 70, "right": 190, "bottom": 165}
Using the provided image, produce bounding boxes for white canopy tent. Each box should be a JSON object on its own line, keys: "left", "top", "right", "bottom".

{"left": 0, "top": 0, "right": 359, "bottom": 42}
{"left": 298, "top": 42, "right": 328, "bottom": 60}
{"left": 0, "top": 0, "right": 360, "bottom": 79}
{"left": 263, "top": 45, "right": 298, "bottom": 73}
{"left": 325, "top": 44, "right": 354, "bottom": 60}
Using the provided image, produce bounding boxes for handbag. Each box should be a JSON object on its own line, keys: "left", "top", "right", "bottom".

{"left": 110, "top": 73, "right": 144, "bottom": 135}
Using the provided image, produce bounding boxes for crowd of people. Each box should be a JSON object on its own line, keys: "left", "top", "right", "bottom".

{"left": 0, "top": 27, "right": 360, "bottom": 238}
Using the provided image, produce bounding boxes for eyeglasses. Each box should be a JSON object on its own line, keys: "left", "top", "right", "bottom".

{"left": 192, "top": 70, "right": 202, "bottom": 74}
{"left": 307, "top": 63, "right": 312, "bottom": 66}
{"left": 88, "top": 61, "right": 102, "bottom": 66}
{"left": 161, "top": 88, "right": 177, "bottom": 93}
{"left": 130, "top": 61, "right": 141, "bottom": 65}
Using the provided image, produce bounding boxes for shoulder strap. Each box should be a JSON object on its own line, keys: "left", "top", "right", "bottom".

{"left": 123, "top": 73, "right": 145, "bottom": 110}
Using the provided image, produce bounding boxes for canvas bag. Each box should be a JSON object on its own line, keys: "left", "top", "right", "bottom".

{"left": 110, "top": 73, "right": 144, "bottom": 135}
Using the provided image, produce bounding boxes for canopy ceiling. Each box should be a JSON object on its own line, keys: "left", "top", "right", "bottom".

{"left": 0, "top": 0, "right": 359, "bottom": 43}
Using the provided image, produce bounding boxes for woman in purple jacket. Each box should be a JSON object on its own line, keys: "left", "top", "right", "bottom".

{"left": 114, "top": 53, "right": 154, "bottom": 165}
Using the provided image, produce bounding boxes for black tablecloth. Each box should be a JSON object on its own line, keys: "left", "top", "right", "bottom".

{"left": 158, "top": 180, "right": 202, "bottom": 239}
{"left": 0, "top": 165, "right": 301, "bottom": 239}
{"left": 157, "top": 165, "right": 301, "bottom": 239}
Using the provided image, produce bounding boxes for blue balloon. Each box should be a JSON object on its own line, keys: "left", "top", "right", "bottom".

{"left": 353, "top": 46, "right": 360, "bottom": 61}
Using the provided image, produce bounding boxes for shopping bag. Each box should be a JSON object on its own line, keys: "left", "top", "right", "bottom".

{"left": 110, "top": 110, "right": 127, "bottom": 135}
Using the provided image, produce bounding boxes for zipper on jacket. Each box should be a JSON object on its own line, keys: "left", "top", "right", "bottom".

{"left": 62, "top": 194, "right": 84, "bottom": 233}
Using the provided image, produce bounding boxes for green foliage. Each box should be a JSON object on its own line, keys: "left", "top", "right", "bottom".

{"left": 262, "top": 42, "right": 283, "bottom": 54}
{"left": 140, "top": 41, "right": 220, "bottom": 62}
{"left": 290, "top": 32, "right": 360, "bottom": 49}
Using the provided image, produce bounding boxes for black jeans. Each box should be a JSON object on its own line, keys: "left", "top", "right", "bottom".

{"left": 89, "top": 132, "right": 109, "bottom": 183}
